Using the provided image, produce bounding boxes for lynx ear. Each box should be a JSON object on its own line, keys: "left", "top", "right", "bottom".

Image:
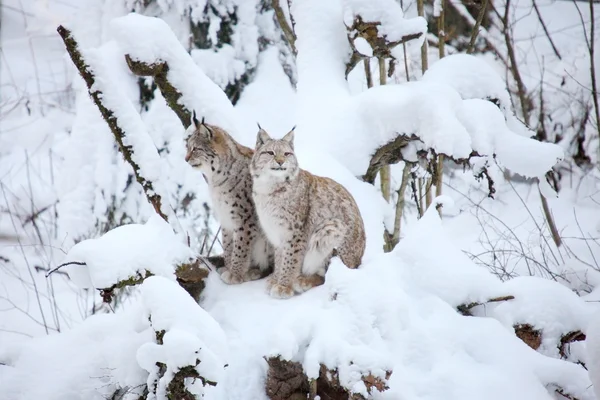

{"left": 199, "top": 123, "right": 213, "bottom": 139}
{"left": 282, "top": 127, "right": 295, "bottom": 149}
{"left": 192, "top": 111, "right": 200, "bottom": 129}
{"left": 256, "top": 126, "right": 271, "bottom": 149}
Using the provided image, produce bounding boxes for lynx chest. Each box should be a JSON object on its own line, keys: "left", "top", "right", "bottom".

{"left": 253, "top": 192, "right": 292, "bottom": 247}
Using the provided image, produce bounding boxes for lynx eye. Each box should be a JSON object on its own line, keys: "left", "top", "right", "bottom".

{"left": 284, "top": 152, "right": 293, "bottom": 156}
{"left": 262, "top": 150, "right": 275, "bottom": 156}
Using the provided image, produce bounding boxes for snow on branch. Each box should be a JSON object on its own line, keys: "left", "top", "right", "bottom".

{"left": 59, "top": 215, "right": 194, "bottom": 289}
{"left": 138, "top": 276, "right": 228, "bottom": 399}
{"left": 110, "top": 13, "right": 243, "bottom": 139}
{"left": 57, "top": 25, "right": 171, "bottom": 221}
{"left": 125, "top": 56, "right": 191, "bottom": 127}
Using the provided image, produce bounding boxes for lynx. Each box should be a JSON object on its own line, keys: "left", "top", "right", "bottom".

{"left": 250, "top": 127, "right": 366, "bottom": 299}
{"left": 185, "top": 114, "right": 271, "bottom": 284}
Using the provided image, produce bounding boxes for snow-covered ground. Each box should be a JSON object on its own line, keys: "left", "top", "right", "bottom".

{"left": 1, "top": 0, "right": 600, "bottom": 399}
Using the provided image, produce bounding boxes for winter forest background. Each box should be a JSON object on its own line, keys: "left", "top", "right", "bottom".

{"left": 1, "top": 0, "right": 600, "bottom": 399}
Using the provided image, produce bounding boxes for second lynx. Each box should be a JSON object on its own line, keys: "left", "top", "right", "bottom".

{"left": 250, "top": 127, "right": 366, "bottom": 299}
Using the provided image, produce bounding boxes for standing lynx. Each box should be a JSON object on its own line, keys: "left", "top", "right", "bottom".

{"left": 250, "top": 127, "right": 366, "bottom": 299}
{"left": 185, "top": 114, "right": 271, "bottom": 284}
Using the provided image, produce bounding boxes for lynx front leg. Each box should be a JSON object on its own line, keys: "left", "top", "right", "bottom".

{"left": 217, "top": 228, "right": 233, "bottom": 276}
{"left": 268, "top": 236, "right": 307, "bottom": 299}
{"left": 220, "top": 230, "right": 254, "bottom": 285}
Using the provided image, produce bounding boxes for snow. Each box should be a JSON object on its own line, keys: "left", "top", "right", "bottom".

{"left": 588, "top": 311, "right": 600, "bottom": 399}
{"left": 137, "top": 276, "right": 228, "bottom": 399}
{"left": 343, "top": 0, "right": 427, "bottom": 44}
{"left": 60, "top": 215, "right": 194, "bottom": 289}
{"left": 473, "top": 275, "right": 592, "bottom": 356}
{"left": 110, "top": 13, "right": 244, "bottom": 140}
{"left": 200, "top": 207, "right": 595, "bottom": 399}
{"left": 2, "top": 0, "right": 599, "bottom": 399}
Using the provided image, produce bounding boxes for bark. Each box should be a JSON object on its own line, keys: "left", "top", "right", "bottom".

{"left": 125, "top": 56, "right": 191, "bottom": 127}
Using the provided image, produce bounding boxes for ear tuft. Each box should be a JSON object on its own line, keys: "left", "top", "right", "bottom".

{"left": 192, "top": 111, "right": 200, "bottom": 129}
{"left": 256, "top": 128, "right": 271, "bottom": 149}
{"left": 282, "top": 128, "right": 295, "bottom": 148}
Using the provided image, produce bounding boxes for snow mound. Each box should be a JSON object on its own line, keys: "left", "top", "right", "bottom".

{"left": 0, "top": 309, "right": 152, "bottom": 400}
{"left": 61, "top": 214, "right": 194, "bottom": 289}
{"left": 137, "top": 276, "right": 228, "bottom": 399}
{"left": 201, "top": 207, "right": 594, "bottom": 399}
{"left": 475, "top": 275, "right": 593, "bottom": 356}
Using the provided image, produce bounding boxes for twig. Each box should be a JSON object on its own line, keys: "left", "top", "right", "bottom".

{"left": 1, "top": 184, "right": 49, "bottom": 334}
{"left": 57, "top": 25, "right": 169, "bottom": 222}
{"left": 466, "top": 0, "right": 489, "bottom": 54}
{"left": 573, "top": 209, "right": 599, "bottom": 269}
{"left": 207, "top": 226, "right": 221, "bottom": 256}
{"left": 587, "top": 0, "right": 600, "bottom": 162}
{"left": 363, "top": 58, "right": 373, "bottom": 88}
{"left": 531, "top": 0, "right": 562, "bottom": 60}
{"left": 457, "top": 295, "right": 515, "bottom": 316}
{"left": 378, "top": 57, "right": 391, "bottom": 203}
{"left": 45, "top": 261, "right": 87, "bottom": 277}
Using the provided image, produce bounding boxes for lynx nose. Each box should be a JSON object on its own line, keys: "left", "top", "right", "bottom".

{"left": 185, "top": 152, "right": 192, "bottom": 162}
{"left": 275, "top": 157, "right": 285, "bottom": 165}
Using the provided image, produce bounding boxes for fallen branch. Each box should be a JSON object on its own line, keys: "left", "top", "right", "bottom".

{"left": 47, "top": 258, "right": 210, "bottom": 302}
{"left": 265, "top": 356, "right": 390, "bottom": 400}
{"left": 514, "top": 324, "right": 542, "bottom": 350}
{"left": 558, "top": 330, "right": 586, "bottom": 359}
{"left": 457, "top": 295, "right": 515, "bottom": 316}
{"left": 57, "top": 25, "right": 168, "bottom": 222}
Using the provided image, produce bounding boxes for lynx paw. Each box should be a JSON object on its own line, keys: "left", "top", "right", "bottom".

{"left": 269, "top": 283, "right": 294, "bottom": 299}
{"left": 220, "top": 269, "right": 244, "bottom": 285}
{"left": 293, "top": 274, "right": 325, "bottom": 293}
{"left": 245, "top": 268, "right": 263, "bottom": 281}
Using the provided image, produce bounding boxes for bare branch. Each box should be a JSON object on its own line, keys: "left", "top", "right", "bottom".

{"left": 531, "top": 0, "right": 562, "bottom": 60}
{"left": 45, "top": 261, "right": 87, "bottom": 277}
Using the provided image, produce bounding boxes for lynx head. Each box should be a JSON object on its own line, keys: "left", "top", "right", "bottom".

{"left": 251, "top": 126, "right": 298, "bottom": 181}
{"left": 185, "top": 112, "right": 229, "bottom": 175}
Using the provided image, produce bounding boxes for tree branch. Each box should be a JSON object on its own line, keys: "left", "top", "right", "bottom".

{"left": 272, "top": 0, "right": 297, "bottom": 55}
{"left": 466, "top": 0, "right": 490, "bottom": 54}
{"left": 362, "top": 134, "right": 420, "bottom": 184}
{"left": 125, "top": 56, "right": 190, "bottom": 127}
{"left": 57, "top": 25, "right": 168, "bottom": 222}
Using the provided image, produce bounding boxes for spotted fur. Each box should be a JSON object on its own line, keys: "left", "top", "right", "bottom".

{"left": 250, "top": 128, "right": 366, "bottom": 299}
{"left": 185, "top": 117, "right": 271, "bottom": 284}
